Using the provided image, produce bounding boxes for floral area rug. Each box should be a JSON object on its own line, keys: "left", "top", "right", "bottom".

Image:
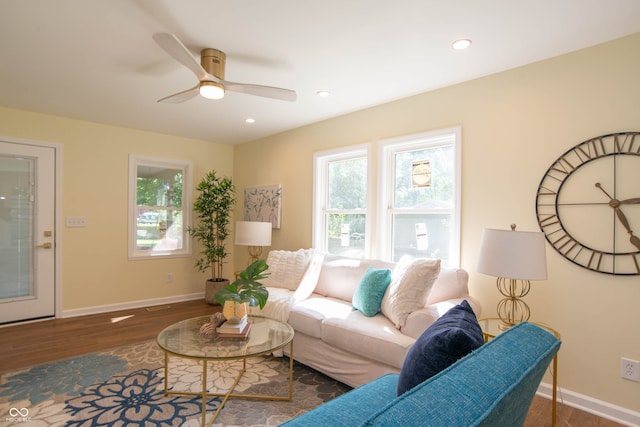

{"left": 0, "top": 340, "right": 351, "bottom": 426}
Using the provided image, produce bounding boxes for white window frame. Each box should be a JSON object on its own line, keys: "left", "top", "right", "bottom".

{"left": 377, "top": 127, "right": 462, "bottom": 267}
{"left": 312, "top": 144, "right": 373, "bottom": 257}
{"left": 128, "top": 154, "right": 192, "bottom": 260}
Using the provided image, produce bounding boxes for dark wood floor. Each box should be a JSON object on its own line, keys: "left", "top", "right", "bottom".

{"left": 0, "top": 299, "right": 623, "bottom": 427}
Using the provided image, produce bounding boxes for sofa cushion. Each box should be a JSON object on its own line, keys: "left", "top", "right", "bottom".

{"left": 314, "top": 255, "right": 395, "bottom": 302}
{"left": 288, "top": 296, "right": 353, "bottom": 338}
{"left": 397, "top": 300, "right": 483, "bottom": 395}
{"left": 321, "top": 310, "right": 415, "bottom": 368}
{"left": 261, "top": 249, "right": 313, "bottom": 291}
{"left": 352, "top": 267, "right": 392, "bottom": 317}
{"left": 381, "top": 256, "right": 441, "bottom": 329}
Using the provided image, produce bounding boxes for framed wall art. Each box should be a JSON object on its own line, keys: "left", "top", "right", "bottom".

{"left": 244, "top": 184, "right": 282, "bottom": 229}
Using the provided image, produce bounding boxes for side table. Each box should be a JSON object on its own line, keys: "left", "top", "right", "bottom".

{"left": 478, "top": 318, "right": 560, "bottom": 427}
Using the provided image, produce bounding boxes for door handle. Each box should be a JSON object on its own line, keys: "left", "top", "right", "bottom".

{"left": 37, "top": 242, "right": 52, "bottom": 249}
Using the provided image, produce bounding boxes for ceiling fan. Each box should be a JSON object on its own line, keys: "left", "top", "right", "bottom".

{"left": 152, "top": 32, "right": 297, "bottom": 103}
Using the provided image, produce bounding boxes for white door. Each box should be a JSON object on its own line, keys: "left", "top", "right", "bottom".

{"left": 0, "top": 140, "right": 56, "bottom": 324}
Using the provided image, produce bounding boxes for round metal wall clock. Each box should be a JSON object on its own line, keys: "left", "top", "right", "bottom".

{"left": 535, "top": 132, "right": 640, "bottom": 275}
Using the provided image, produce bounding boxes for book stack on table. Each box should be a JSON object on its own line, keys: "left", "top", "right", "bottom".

{"left": 216, "top": 317, "right": 251, "bottom": 339}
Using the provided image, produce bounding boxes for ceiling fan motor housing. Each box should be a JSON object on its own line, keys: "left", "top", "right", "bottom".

{"left": 201, "top": 48, "right": 225, "bottom": 80}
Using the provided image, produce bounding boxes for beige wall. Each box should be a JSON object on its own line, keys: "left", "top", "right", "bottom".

{"left": 234, "top": 33, "right": 640, "bottom": 413}
{"left": 0, "top": 107, "right": 235, "bottom": 311}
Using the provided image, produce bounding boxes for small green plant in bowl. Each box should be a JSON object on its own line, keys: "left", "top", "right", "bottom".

{"left": 215, "top": 259, "right": 270, "bottom": 310}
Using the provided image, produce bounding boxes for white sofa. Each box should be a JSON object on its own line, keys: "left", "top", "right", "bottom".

{"left": 250, "top": 249, "right": 482, "bottom": 388}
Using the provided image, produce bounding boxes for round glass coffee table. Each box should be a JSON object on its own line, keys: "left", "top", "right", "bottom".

{"left": 157, "top": 315, "right": 294, "bottom": 427}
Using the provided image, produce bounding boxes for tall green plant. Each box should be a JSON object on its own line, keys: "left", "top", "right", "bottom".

{"left": 188, "top": 171, "right": 235, "bottom": 281}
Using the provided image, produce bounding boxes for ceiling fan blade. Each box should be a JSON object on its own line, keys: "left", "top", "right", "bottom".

{"left": 223, "top": 80, "right": 297, "bottom": 102}
{"left": 157, "top": 84, "right": 200, "bottom": 103}
{"left": 153, "top": 33, "right": 209, "bottom": 82}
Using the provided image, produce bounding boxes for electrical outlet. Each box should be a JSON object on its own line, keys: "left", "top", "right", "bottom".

{"left": 166, "top": 273, "right": 173, "bottom": 283}
{"left": 620, "top": 357, "right": 640, "bottom": 382}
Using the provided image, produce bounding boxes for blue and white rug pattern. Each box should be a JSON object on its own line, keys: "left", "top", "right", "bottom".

{"left": 0, "top": 340, "right": 349, "bottom": 426}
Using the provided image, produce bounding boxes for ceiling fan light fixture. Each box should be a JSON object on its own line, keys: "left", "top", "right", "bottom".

{"left": 154, "top": 33, "right": 296, "bottom": 103}
{"left": 200, "top": 81, "right": 225, "bottom": 99}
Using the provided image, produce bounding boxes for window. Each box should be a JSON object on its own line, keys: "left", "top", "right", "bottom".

{"left": 312, "top": 128, "right": 461, "bottom": 266}
{"left": 313, "top": 145, "right": 371, "bottom": 258}
{"left": 128, "top": 155, "right": 192, "bottom": 259}
{"left": 379, "top": 127, "right": 461, "bottom": 267}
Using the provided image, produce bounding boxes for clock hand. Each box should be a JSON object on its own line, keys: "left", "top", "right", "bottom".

{"left": 615, "top": 207, "right": 633, "bottom": 233}
{"left": 595, "top": 183, "right": 640, "bottom": 251}
{"left": 621, "top": 198, "right": 640, "bottom": 204}
{"left": 595, "top": 184, "right": 640, "bottom": 205}
{"left": 594, "top": 182, "right": 614, "bottom": 200}
{"left": 614, "top": 208, "right": 640, "bottom": 251}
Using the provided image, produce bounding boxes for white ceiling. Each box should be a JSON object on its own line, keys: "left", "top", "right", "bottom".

{"left": 1, "top": 1, "right": 639, "bottom": 145}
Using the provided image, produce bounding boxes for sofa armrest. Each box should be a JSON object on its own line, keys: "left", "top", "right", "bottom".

{"left": 426, "top": 268, "right": 470, "bottom": 305}
{"left": 401, "top": 297, "right": 482, "bottom": 339}
{"left": 401, "top": 306, "right": 438, "bottom": 339}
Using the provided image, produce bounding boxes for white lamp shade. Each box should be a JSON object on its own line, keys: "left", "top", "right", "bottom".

{"left": 235, "top": 221, "right": 272, "bottom": 246}
{"left": 477, "top": 228, "right": 547, "bottom": 280}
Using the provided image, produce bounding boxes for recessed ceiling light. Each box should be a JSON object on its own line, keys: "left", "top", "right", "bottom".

{"left": 316, "top": 90, "right": 331, "bottom": 97}
{"left": 452, "top": 39, "right": 472, "bottom": 50}
{"left": 245, "top": 118, "right": 255, "bottom": 124}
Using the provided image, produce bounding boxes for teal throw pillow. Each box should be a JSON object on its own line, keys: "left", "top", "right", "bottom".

{"left": 352, "top": 267, "right": 392, "bottom": 317}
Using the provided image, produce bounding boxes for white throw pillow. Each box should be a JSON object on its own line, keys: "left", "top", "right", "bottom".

{"left": 381, "top": 256, "right": 441, "bottom": 329}
{"left": 292, "top": 252, "right": 325, "bottom": 303}
{"left": 261, "top": 249, "right": 314, "bottom": 291}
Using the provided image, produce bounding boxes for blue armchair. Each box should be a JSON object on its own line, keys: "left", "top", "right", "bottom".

{"left": 280, "top": 322, "right": 560, "bottom": 426}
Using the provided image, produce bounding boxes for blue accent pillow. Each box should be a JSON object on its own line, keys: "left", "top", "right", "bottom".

{"left": 352, "top": 267, "right": 392, "bottom": 317}
{"left": 397, "top": 300, "right": 483, "bottom": 395}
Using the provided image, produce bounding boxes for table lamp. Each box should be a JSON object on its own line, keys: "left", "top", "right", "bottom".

{"left": 235, "top": 221, "right": 272, "bottom": 265}
{"left": 477, "top": 224, "right": 547, "bottom": 330}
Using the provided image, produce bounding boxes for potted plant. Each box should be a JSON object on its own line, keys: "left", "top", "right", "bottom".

{"left": 215, "top": 259, "right": 270, "bottom": 322}
{"left": 188, "top": 170, "right": 235, "bottom": 304}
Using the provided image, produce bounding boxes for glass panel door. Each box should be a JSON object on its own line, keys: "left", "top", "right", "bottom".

{"left": 0, "top": 141, "right": 55, "bottom": 324}
{"left": 0, "top": 156, "right": 33, "bottom": 299}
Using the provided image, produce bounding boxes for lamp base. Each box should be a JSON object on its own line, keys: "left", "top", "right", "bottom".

{"left": 247, "top": 246, "right": 263, "bottom": 266}
{"left": 496, "top": 277, "right": 531, "bottom": 330}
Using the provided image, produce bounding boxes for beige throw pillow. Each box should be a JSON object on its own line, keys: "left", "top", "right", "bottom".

{"left": 381, "top": 256, "right": 441, "bottom": 329}
{"left": 261, "top": 249, "right": 314, "bottom": 291}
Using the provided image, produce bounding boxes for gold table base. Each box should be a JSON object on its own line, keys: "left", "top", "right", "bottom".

{"left": 162, "top": 340, "right": 294, "bottom": 427}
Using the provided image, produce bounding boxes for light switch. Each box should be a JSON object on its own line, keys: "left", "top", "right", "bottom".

{"left": 66, "top": 216, "right": 88, "bottom": 227}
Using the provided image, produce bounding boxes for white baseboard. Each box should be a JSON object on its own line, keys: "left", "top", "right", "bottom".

{"left": 61, "top": 293, "right": 205, "bottom": 318}
{"left": 537, "top": 382, "right": 640, "bottom": 427}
